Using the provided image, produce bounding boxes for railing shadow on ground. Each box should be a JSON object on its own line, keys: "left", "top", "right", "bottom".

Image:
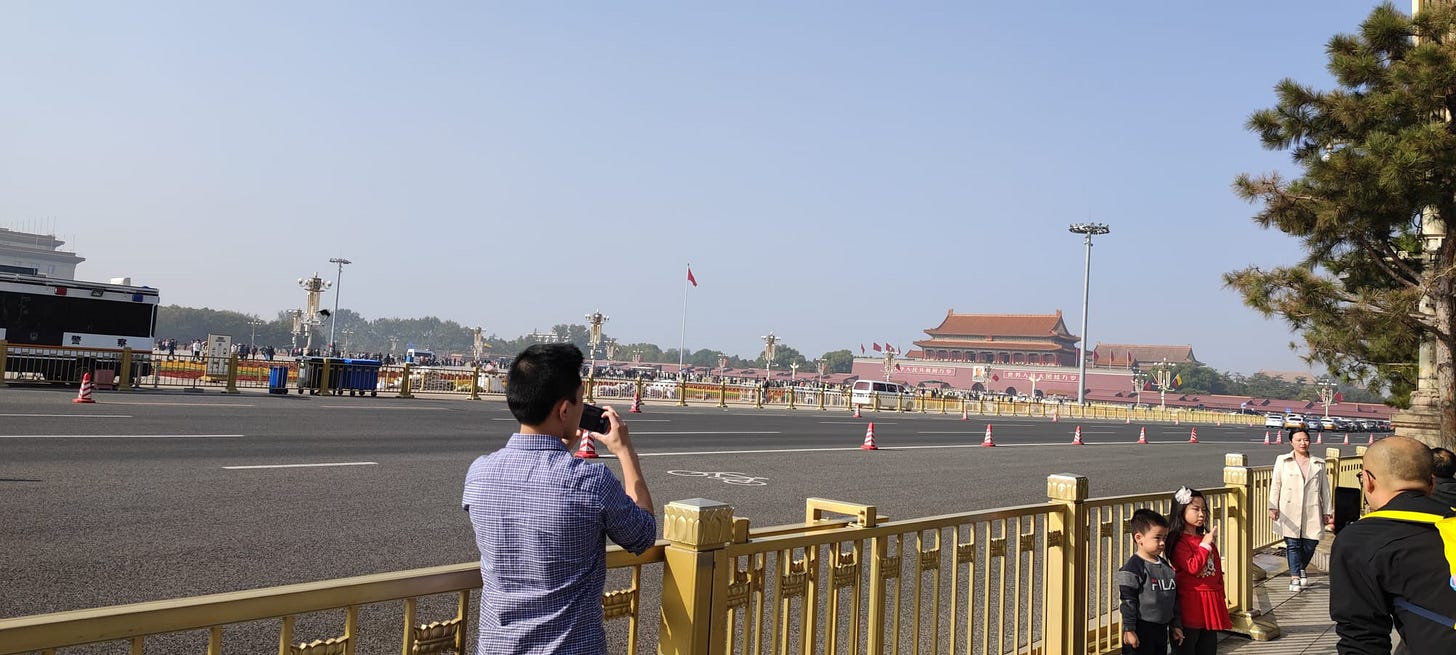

{"left": 0, "top": 450, "right": 1366, "bottom": 655}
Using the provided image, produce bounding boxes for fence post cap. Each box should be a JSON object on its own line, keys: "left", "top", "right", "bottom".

{"left": 1047, "top": 474, "right": 1087, "bottom": 502}
{"left": 663, "top": 498, "right": 735, "bottom": 549}
{"left": 1224, "top": 453, "right": 1248, "bottom": 467}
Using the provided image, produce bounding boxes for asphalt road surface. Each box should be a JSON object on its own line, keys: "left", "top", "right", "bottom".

{"left": 1, "top": 387, "right": 1362, "bottom": 622}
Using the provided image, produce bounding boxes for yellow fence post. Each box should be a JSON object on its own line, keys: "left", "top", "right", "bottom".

{"left": 787, "top": 387, "right": 796, "bottom": 410}
{"left": 224, "top": 355, "right": 240, "bottom": 394}
{"left": 818, "top": 387, "right": 826, "bottom": 411}
{"left": 118, "top": 348, "right": 132, "bottom": 391}
{"left": 1223, "top": 453, "right": 1280, "bottom": 640}
{"left": 658, "top": 498, "right": 735, "bottom": 655}
{"left": 719, "top": 379, "right": 728, "bottom": 409}
{"left": 679, "top": 380, "right": 688, "bottom": 407}
{"left": 872, "top": 392, "right": 880, "bottom": 412}
{"left": 1325, "top": 447, "right": 1343, "bottom": 490}
{"left": 318, "top": 357, "right": 332, "bottom": 396}
{"left": 585, "top": 375, "right": 595, "bottom": 404}
{"left": 471, "top": 364, "right": 482, "bottom": 401}
{"left": 397, "top": 363, "right": 414, "bottom": 399}
{"left": 755, "top": 385, "right": 764, "bottom": 409}
{"left": 1045, "top": 474, "right": 1088, "bottom": 655}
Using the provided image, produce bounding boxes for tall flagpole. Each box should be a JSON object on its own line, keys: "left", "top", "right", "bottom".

{"left": 679, "top": 263, "right": 689, "bottom": 377}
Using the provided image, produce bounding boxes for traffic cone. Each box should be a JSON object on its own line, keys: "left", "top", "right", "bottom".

{"left": 630, "top": 391, "right": 643, "bottom": 414}
{"left": 1315, "top": 431, "right": 1323, "bottom": 445}
{"left": 1051, "top": 409, "right": 1059, "bottom": 422}
{"left": 960, "top": 406, "right": 969, "bottom": 421}
{"left": 1188, "top": 427, "right": 1199, "bottom": 444}
{"left": 1174, "top": 416, "right": 1180, "bottom": 426}
{"left": 1275, "top": 432, "right": 1283, "bottom": 445}
{"left": 1343, "top": 433, "right": 1350, "bottom": 445}
{"left": 1263, "top": 430, "right": 1271, "bottom": 446}
{"left": 1137, "top": 427, "right": 1148, "bottom": 444}
{"left": 853, "top": 405, "right": 862, "bottom": 419}
{"left": 73, "top": 372, "right": 95, "bottom": 404}
{"left": 981, "top": 424, "right": 996, "bottom": 447}
{"left": 861, "top": 423, "right": 879, "bottom": 450}
{"left": 1124, "top": 414, "right": 1131, "bottom": 424}
{"left": 574, "top": 430, "right": 598, "bottom": 458}
{"left": 1367, "top": 433, "right": 1375, "bottom": 445}
{"left": 1072, "top": 425, "right": 1084, "bottom": 445}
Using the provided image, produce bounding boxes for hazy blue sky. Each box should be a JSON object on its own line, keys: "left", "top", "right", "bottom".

{"left": 1, "top": 2, "right": 1392, "bottom": 374}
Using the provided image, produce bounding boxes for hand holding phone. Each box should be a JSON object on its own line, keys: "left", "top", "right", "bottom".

{"left": 579, "top": 403, "right": 611, "bottom": 434}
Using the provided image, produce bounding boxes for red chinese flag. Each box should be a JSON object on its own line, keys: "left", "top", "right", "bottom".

{"left": 1334, "top": 391, "right": 1344, "bottom": 403}
{"left": 860, "top": 344, "right": 866, "bottom": 354}
{"left": 687, "top": 266, "right": 697, "bottom": 287}
{"left": 872, "top": 343, "right": 883, "bottom": 352}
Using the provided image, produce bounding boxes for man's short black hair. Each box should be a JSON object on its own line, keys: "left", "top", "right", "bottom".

{"left": 1130, "top": 508, "right": 1168, "bottom": 535}
{"left": 507, "top": 344, "right": 584, "bottom": 426}
{"left": 1431, "top": 447, "right": 1456, "bottom": 479}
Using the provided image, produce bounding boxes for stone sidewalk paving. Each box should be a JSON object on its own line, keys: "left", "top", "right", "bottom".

{"left": 1217, "top": 568, "right": 1337, "bottom": 654}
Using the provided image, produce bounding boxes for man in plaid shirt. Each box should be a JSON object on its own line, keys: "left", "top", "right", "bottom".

{"left": 463, "top": 344, "right": 656, "bottom": 654}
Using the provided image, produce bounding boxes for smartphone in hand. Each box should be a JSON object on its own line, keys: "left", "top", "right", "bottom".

{"left": 579, "top": 403, "right": 610, "bottom": 434}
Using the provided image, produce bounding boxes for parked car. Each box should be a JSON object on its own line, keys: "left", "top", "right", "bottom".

{"left": 1284, "top": 414, "right": 1306, "bottom": 429}
{"left": 1264, "top": 413, "right": 1286, "bottom": 428}
{"left": 1318, "top": 416, "right": 1338, "bottom": 431}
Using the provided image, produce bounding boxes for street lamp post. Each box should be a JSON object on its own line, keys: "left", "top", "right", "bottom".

{"left": 881, "top": 345, "right": 897, "bottom": 381}
{"left": 1151, "top": 359, "right": 1174, "bottom": 411}
{"left": 586, "top": 310, "right": 608, "bottom": 378}
{"left": 297, "top": 273, "right": 331, "bottom": 354}
{"left": 1317, "top": 379, "right": 1338, "bottom": 418}
{"left": 761, "top": 332, "right": 778, "bottom": 382}
{"left": 248, "top": 319, "right": 264, "bottom": 348}
{"left": 1027, "top": 373, "right": 1045, "bottom": 399}
{"left": 327, "top": 257, "right": 351, "bottom": 355}
{"left": 1068, "top": 222, "right": 1110, "bottom": 406}
{"left": 790, "top": 361, "right": 800, "bottom": 383}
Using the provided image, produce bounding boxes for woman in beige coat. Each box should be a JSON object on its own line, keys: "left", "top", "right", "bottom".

{"left": 1266, "top": 428, "right": 1333, "bottom": 592}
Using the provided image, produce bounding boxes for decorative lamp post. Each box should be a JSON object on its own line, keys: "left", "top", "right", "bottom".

{"left": 817, "top": 359, "right": 828, "bottom": 389}
{"left": 718, "top": 353, "right": 729, "bottom": 378}
{"left": 1151, "top": 358, "right": 1174, "bottom": 411}
{"left": 340, "top": 328, "right": 354, "bottom": 355}
{"left": 761, "top": 332, "right": 778, "bottom": 382}
{"left": 790, "top": 361, "right": 800, "bottom": 383}
{"left": 1132, "top": 370, "right": 1147, "bottom": 407}
{"left": 585, "top": 310, "right": 609, "bottom": 378}
{"left": 1068, "top": 222, "right": 1110, "bottom": 405}
{"left": 881, "top": 344, "right": 897, "bottom": 381}
{"left": 327, "top": 257, "right": 351, "bottom": 354}
{"left": 1027, "top": 373, "right": 1045, "bottom": 399}
{"left": 1317, "top": 378, "right": 1339, "bottom": 418}
{"left": 297, "top": 273, "right": 331, "bottom": 353}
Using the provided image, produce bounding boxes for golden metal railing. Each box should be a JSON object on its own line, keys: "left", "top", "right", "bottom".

{"left": 2, "top": 452, "right": 1365, "bottom": 654}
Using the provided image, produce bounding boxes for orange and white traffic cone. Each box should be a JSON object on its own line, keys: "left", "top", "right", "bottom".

{"left": 1174, "top": 416, "right": 1180, "bottom": 426}
{"left": 1275, "top": 432, "right": 1283, "bottom": 445}
{"left": 1137, "top": 427, "right": 1148, "bottom": 445}
{"left": 1072, "top": 425, "right": 1084, "bottom": 445}
{"left": 1343, "top": 433, "right": 1350, "bottom": 445}
{"left": 853, "top": 405, "right": 863, "bottom": 419}
{"left": 1315, "top": 432, "right": 1323, "bottom": 445}
{"left": 574, "top": 430, "right": 598, "bottom": 458}
{"left": 73, "top": 372, "right": 95, "bottom": 404}
{"left": 861, "top": 423, "right": 879, "bottom": 450}
{"left": 1367, "top": 433, "right": 1375, "bottom": 445}
{"left": 981, "top": 424, "right": 996, "bottom": 447}
{"left": 630, "top": 391, "right": 643, "bottom": 414}
{"left": 1051, "top": 409, "right": 1059, "bottom": 422}
{"left": 1263, "top": 430, "right": 1271, "bottom": 446}
{"left": 1188, "top": 427, "right": 1199, "bottom": 444}
{"left": 960, "top": 406, "right": 969, "bottom": 421}
{"left": 1124, "top": 414, "right": 1131, "bottom": 424}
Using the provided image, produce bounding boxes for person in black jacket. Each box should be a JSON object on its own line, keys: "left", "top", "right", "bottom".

{"left": 1431, "top": 446, "right": 1456, "bottom": 508}
{"left": 1330, "top": 436, "right": 1456, "bottom": 654}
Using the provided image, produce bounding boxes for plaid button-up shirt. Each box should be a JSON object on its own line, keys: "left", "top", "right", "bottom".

{"left": 463, "top": 433, "right": 656, "bottom": 654}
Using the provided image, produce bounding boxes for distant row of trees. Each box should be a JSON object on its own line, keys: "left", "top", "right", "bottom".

{"left": 155, "top": 305, "right": 858, "bottom": 373}
{"left": 1147, "top": 362, "right": 1381, "bottom": 405}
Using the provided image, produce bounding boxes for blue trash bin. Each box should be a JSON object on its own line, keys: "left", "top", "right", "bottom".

{"left": 267, "top": 366, "right": 289, "bottom": 395}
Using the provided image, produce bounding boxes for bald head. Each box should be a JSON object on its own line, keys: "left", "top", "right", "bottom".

{"left": 1366, "top": 436, "right": 1434, "bottom": 491}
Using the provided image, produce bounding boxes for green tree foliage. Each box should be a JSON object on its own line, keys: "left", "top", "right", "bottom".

{"left": 1226, "top": 3, "right": 1456, "bottom": 443}
{"left": 819, "top": 349, "right": 855, "bottom": 373}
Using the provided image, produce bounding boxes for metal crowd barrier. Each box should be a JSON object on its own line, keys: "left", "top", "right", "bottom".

{"left": 0, "top": 451, "right": 1366, "bottom": 654}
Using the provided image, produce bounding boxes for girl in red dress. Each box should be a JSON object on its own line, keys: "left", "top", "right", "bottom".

{"left": 1167, "top": 486, "right": 1231, "bottom": 655}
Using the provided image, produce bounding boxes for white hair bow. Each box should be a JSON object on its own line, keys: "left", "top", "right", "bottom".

{"left": 1174, "top": 486, "right": 1193, "bottom": 505}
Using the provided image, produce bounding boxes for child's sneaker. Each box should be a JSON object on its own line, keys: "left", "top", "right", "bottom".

{"left": 1289, "top": 578, "right": 1302, "bottom": 592}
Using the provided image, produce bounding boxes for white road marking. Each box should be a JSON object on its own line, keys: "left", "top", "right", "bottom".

{"left": 0, "top": 414, "right": 132, "bottom": 418}
{"left": 316, "top": 405, "right": 449, "bottom": 410}
{"left": 223, "top": 462, "right": 378, "bottom": 470}
{"left": 621, "top": 441, "right": 1217, "bottom": 457}
{"left": 633, "top": 431, "right": 780, "bottom": 435}
{"left": 0, "top": 434, "right": 244, "bottom": 439}
{"left": 104, "top": 402, "right": 257, "bottom": 407}
{"left": 819, "top": 421, "right": 898, "bottom": 424}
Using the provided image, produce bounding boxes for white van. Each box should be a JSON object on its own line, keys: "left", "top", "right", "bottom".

{"left": 851, "top": 380, "right": 914, "bottom": 410}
